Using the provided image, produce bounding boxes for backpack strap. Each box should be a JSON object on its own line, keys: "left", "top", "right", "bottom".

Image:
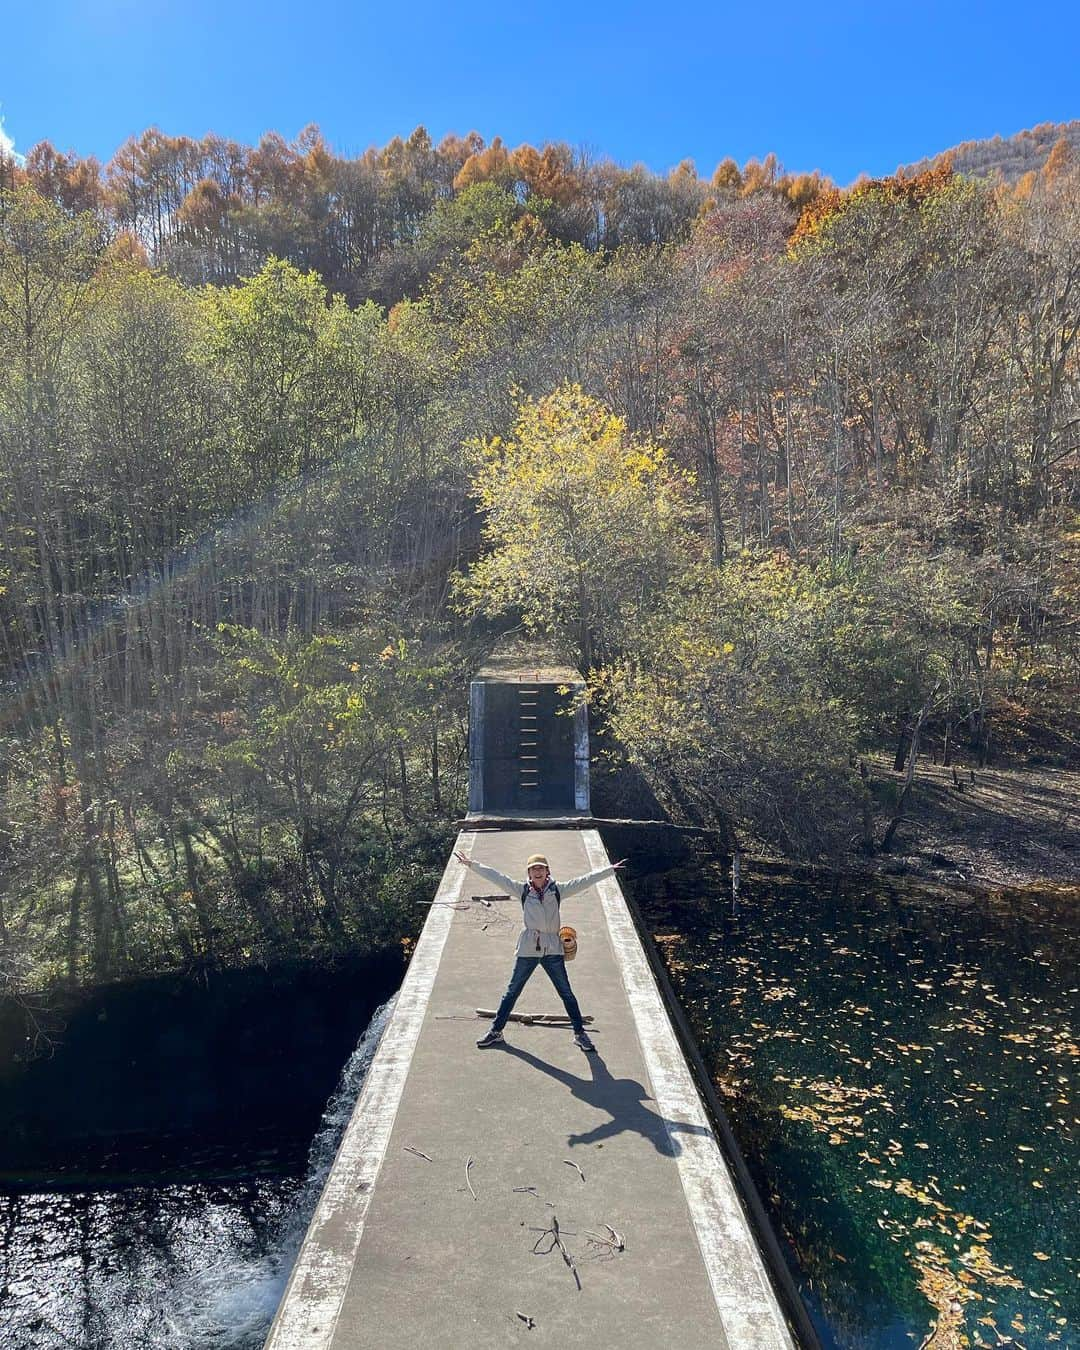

{"left": 521, "top": 881, "right": 561, "bottom": 907}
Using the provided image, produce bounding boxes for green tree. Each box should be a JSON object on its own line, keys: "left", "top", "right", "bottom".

{"left": 455, "top": 384, "right": 695, "bottom": 668}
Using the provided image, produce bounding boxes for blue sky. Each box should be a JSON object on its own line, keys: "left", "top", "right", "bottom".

{"left": 2, "top": 1, "right": 1077, "bottom": 185}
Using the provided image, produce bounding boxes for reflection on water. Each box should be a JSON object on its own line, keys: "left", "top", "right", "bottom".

{"left": 0, "top": 997, "right": 395, "bottom": 1349}
{"left": 1, "top": 1182, "right": 300, "bottom": 1349}
{"left": 631, "top": 863, "right": 1078, "bottom": 1350}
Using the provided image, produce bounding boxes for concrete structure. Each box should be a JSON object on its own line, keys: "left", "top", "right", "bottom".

{"left": 467, "top": 652, "right": 589, "bottom": 816}
{"left": 263, "top": 827, "right": 803, "bottom": 1349}
{"left": 263, "top": 651, "right": 808, "bottom": 1347}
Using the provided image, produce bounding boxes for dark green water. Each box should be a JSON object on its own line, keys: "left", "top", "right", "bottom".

{"left": 629, "top": 861, "right": 1078, "bottom": 1350}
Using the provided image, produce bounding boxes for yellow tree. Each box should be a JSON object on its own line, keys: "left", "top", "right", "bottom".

{"left": 455, "top": 384, "right": 695, "bottom": 668}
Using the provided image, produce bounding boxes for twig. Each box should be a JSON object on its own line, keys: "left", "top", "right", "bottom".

{"left": 515, "top": 1312, "right": 536, "bottom": 1330}
{"left": 404, "top": 1146, "right": 432, "bottom": 1161}
{"left": 530, "top": 1214, "right": 581, "bottom": 1290}
{"left": 476, "top": 1009, "right": 594, "bottom": 1025}
{"left": 465, "top": 1155, "right": 477, "bottom": 1201}
{"left": 563, "top": 1159, "right": 585, "bottom": 1183}
{"left": 514, "top": 1185, "right": 555, "bottom": 1206}
{"left": 456, "top": 813, "right": 726, "bottom": 837}
{"left": 554, "top": 1215, "right": 581, "bottom": 1291}
{"left": 584, "top": 1224, "right": 625, "bottom": 1253}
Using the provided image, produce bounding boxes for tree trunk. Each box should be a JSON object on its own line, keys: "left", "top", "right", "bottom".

{"left": 65, "top": 867, "right": 86, "bottom": 986}
{"left": 881, "top": 684, "right": 941, "bottom": 852}
{"left": 397, "top": 742, "right": 411, "bottom": 822}
{"left": 181, "top": 824, "right": 217, "bottom": 960}
{"left": 430, "top": 722, "right": 441, "bottom": 813}
{"left": 858, "top": 760, "right": 875, "bottom": 853}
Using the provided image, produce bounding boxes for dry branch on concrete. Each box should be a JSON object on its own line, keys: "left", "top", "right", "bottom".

{"left": 513, "top": 1185, "right": 555, "bottom": 1206}
{"left": 476, "top": 1009, "right": 594, "bottom": 1026}
{"left": 563, "top": 1159, "right": 586, "bottom": 1183}
{"left": 456, "top": 814, "right": 728, "bottom": 838}
{"left": 465, "top": 1155, "right": 477, "bottom": 1201}
{"left": 584, "top": 1224, "right": 625, "bottom": 1254}
{"left": 530, "top": 1214, "right": 581, "bottom": 1290}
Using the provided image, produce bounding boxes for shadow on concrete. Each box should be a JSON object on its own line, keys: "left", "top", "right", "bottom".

{"left": 501, "top": 1044, "right": 712, "bottom": 1155}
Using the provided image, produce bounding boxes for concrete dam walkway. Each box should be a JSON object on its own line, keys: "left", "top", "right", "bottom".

{"left": 264, "top": 827, "right": 799, "bottom": 1349}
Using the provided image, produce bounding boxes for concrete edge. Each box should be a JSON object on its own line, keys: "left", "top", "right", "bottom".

{"left": 262, "top": 834, "right": 473, "bottom": 1350}
{"left": 582, "top": 830, "right": 796, "bottom": 1350}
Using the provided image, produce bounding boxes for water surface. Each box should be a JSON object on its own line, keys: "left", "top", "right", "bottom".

{"left": 629, "top": 861, "right": 1077, "bottom": 1349}
{"left": 0, "top": 999, "right": 393, "bottom": 1349}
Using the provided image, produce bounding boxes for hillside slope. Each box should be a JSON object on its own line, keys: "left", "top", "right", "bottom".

{"left": 904, "top": 119, "right": 1080, "bottom": 181}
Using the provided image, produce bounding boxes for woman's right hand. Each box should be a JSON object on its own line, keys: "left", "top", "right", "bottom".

{"left": 454, "top": 849, "right": 470, "bottom": 865}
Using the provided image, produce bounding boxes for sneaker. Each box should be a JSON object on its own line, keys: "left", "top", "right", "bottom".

{"left": 573, "top": 1030, "right": 596, "bottom": 1052}
{"left": 476, "top": 1027, "right": 504, "bottom": 1048}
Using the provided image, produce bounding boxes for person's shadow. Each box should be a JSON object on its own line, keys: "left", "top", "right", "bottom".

{"left": 501, "top": 1044, "right": 712, "bottom": 1156}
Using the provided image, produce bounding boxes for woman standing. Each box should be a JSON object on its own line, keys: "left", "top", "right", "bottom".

{"left": 453, "top": 848, "right": 626, "bottom": 1051}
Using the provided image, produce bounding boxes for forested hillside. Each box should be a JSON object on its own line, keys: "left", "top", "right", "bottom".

{"left": 1, "top": 125, "right": 1077, "bottom": 996}
{"left": 904, "top": 120, "right": 1080, "bottom": 185}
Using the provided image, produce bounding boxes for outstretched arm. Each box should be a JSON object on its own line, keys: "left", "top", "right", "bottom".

{"left": 453, "top": 850, "right": 520, "bottom": 896}
{"left": 559, "top": 858, "right": 627, "bottom": 898}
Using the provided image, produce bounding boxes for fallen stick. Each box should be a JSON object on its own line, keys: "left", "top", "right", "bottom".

{"left": 465, "top": 1155, "right": 477, "bottom": 1201}
{"left": 584, "top": 1224, "right": 625, "bottom": 1253}
{"left": 513, "top": 1185, "right": 555, "bottom": 1206}
{"left": 532, "top": 1214, "right": 580, "bottom": 1291}
{"left": 475, "top": 1009, "right": 594, "bottom": 1026}
{"left": 515, "top": 1312, "right": 536, "bottom": 1330}
{"left": 563, "top": 1159, "right": 585, "bottom": 1183}
{"left": 403, "top": 1146, "right": 432, "bottom": 1161}
{"left": 456, "top": 814, "right": 728, "bottom": 838}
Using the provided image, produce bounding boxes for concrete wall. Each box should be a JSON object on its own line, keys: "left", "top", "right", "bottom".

{"left": 468, "top": 675, "right": 589, "bottom": 814}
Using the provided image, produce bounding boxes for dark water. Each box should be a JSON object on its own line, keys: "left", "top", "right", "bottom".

{"left": 0, "top": 1180, "right": 303, "bottom": 1349}
{"left": 629, "top": 861, "right": 1078, "bottom": 1350}
{"left": 0, "top": 953, "right": 405, "bottom": 1188}
{"left": 0, "top": 988, "right": 395, "bottom": 1350}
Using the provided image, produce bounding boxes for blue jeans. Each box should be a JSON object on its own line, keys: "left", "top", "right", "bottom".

{"left": 491, "top": 955, "right": 584, "bottom": 1034}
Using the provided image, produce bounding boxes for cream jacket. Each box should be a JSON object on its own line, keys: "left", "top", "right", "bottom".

{"left": 461, "top": 857, "right": 618, "bottom": 957}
